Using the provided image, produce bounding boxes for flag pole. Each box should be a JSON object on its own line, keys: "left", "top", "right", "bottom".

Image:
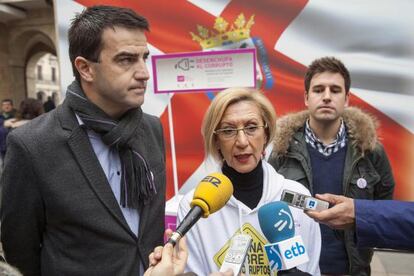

{"left": 167, "top": 93, "right": 179, "bottom": 196}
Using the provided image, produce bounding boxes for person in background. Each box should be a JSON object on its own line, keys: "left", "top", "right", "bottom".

{"left": 1, "top": 5, "right": 166, "bottom": 276}
{"left": 306, "top": 193, "right": 414, "bottom": 251}
{"left": 1, "top": 98, "right": 43, "bottom": 169}
{"left": 0, "top": 122, "right": 7, "bottom": 168}
{"left": 43, "top": 96, "right": 56, "bottom": 112}
{"left": 0, "top": 99, "right": 17, "bottom": 165}
{"left": 3, "top": 98, "right": 44, "bottom": 129}
{"left": 0, "top": 99, "right": 16, "bottom": 120}
{"left": 177, "top": 87, "right": 321, "bottom": 275}
{"left": 269, "top": 56, "right": 395, "bottom": 276}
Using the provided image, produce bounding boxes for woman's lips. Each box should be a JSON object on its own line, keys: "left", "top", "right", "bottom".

{"left": 235, "top": 153, "right": 251, "bottom": 163}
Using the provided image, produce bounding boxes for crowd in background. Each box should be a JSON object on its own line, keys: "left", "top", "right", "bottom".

{"left": 0, "top": 98, "right": 55, "bottom": 170}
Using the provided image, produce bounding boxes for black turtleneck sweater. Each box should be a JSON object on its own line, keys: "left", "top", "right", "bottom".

{"left": 222, "top": 160, "right": 263, "bottom": 209}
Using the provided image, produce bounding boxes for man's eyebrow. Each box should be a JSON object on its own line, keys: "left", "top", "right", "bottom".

{"left": 113, "top": 51, "right": 150, "bottom": 59}
{"left": 113, "top": 52, "right": 139, "bottom": 59}
{"left": 312, "top": 84, "right": 325, "bottom": 89}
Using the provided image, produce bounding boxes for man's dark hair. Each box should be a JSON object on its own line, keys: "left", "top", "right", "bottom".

{"left": 304, "top": 56, "right": 351, "bottom": 93}
{"left": 2, "top": 99, "right": 13, "bottom": 105}
{"left": 68, "top": 5, "right": 149, "bottom": 83}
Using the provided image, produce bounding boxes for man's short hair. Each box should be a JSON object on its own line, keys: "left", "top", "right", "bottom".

{"left": 304, "top": 56, "right": 351, "bottom": 93}
{"left": 68, "top": 5, "right": 149, "bottom": 83}
{"left": 2, "top": 99, "right": 13, "bottom": 105}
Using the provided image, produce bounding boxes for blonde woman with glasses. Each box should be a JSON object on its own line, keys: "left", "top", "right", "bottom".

{"left": 177, "top": 87, "right": 321, "bottom": 276}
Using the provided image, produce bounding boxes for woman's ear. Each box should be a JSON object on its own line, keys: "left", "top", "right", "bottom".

{"left": 215, "top": 139, "right": 223, "bottom": 159}
{"left": 218, "top": 149, "right": 223, "bottom": 159}
{"left": 214, "top": 136, "right": 219, "bottom": 149}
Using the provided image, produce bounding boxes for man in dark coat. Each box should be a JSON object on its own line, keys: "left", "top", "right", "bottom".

{"left": 1, "top": 99, "right": 16, "bottom": 120}
{"left": 0, "top": 99, "right": 16, "bottom": 160}
{"left": 269, "top": 57, "right": 395, "bottom": 276}
{"left": 1, "top": 6, "right": 166, "bottom": 276}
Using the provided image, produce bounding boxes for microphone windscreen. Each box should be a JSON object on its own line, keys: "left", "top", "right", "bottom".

{"left": 258, "top": 201, "right": 295, "bottom": 243}
{"left": 190, "top": 173, "right": 233, "bottom": 218}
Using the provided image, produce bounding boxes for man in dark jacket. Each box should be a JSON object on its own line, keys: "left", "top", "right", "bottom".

{"left": 1, "top": 6, "right": 166, "bottom": 276}
{"left": 0, "top": 99, "right": 16, "bottom": 160}
{"left": 1, "top": 99, "right": 16, "bottom": 120}
{"left": 269, "top": 57, "right": 395, "bottom": 276}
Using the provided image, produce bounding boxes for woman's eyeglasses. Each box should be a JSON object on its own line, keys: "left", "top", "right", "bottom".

{"left": 214, "top": 124, "right": 267, "bottom": 139}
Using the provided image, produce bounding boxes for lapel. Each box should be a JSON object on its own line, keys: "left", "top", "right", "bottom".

{"left": 57, "top": 101, "right": 138, "bottom": 240}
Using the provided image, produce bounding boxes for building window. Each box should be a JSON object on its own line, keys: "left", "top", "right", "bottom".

{"left": 37, "top": 65, "right": 43, "bottom": 80}
{"left": 51, "top": 67, "right": 56, "bottom": 82}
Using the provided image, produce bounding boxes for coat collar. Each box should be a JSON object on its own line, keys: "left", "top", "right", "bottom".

{"left": 273, "top": 107, "right": 378, "bottom": 156}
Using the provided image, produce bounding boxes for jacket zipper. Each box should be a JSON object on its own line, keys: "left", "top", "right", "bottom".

{"left": 343, "top": 156, "right": 362, "bottom": 196}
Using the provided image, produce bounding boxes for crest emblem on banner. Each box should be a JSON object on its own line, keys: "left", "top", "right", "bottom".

{"left": 189, "top": 13, "right": 273, "bottom": 90}
{"left": 190, "top": 13, "right": 255, "bottom": 49}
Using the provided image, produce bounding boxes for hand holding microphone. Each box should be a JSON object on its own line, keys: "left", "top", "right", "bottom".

{"left": 147, "top": 229, "right": 234, "bottom": 276}
{"left": 167, "top": 173, "right": 233, "bottom": 246}
{"left": 145, "top": 231, "right": 187, "bottom": 276}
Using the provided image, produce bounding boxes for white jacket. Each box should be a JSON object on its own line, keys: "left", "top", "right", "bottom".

{"left": 177, "top": 161, "right": 321, "bottom": 276}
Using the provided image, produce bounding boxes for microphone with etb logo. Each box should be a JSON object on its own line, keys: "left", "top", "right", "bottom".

{"left": 167, "top": 173, "right": 233, "bottom": 246}
{"left": 258, "top": 202, "right": 309, "bottom": 275}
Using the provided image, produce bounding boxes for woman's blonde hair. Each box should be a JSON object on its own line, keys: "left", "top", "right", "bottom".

{"left": 201, "top": 87, "right": 277, "bottom": 162}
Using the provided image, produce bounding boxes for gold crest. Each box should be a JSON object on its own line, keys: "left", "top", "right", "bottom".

{"left": 190, "top": 13, "right": 255, "bottom": 49}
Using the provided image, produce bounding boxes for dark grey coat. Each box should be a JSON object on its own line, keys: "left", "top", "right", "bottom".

{"left": 0, "top": 100, "right": 166, "bottom": 276}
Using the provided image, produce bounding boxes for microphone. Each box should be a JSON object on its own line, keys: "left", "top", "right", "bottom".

{"left": 167, "top": 173, "right": 233, "bottom": 246}
{"left": 258, "top": 202, "right": 309, "bottom": 274}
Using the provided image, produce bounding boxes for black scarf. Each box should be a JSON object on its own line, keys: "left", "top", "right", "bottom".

{"left": 66, "top": 81, "right": 156, "bottom": 209}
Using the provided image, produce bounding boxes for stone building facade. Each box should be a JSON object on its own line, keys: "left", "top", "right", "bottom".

{"left": 0, "top": 0, "right": 58, "bottom": 106}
